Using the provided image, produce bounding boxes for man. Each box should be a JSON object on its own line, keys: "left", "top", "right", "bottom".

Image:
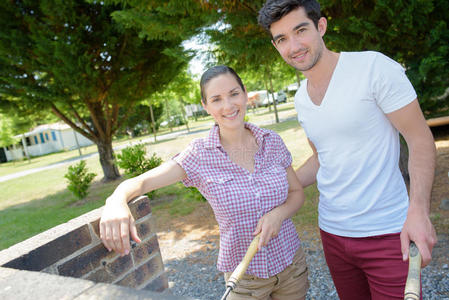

{"left": 258, "top": 1, "right": 437, "bottom": 299}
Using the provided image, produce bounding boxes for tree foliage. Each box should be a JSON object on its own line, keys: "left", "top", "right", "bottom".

{"left": 203, "top": 0, "right": 448, "bottom": 118}
{"left": 0, "top": 0, "right": 215, "bottom": 179}
{"left": 317, "top": 0, "right": 449, "bottom": 117}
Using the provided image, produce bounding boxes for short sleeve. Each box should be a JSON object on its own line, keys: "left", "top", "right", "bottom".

{"left": 172, "top": 140, "right": 202, "bottom": 187}
{"left": 371, "top": 52, "right": 417, "bottom": 114}
{"left": 271, "top": 132, "right": 292, "bottom": 169}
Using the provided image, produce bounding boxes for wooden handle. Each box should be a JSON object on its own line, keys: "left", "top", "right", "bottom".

{"left": 227, "top": 234, "right": 260, "bottom": 287}
{"left": 404, "top": 242, "right": 422, "bottom": 300}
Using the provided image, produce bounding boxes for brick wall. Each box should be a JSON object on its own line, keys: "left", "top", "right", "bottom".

{"left": 0, "top": 196, "right": 169, "bottom": 295}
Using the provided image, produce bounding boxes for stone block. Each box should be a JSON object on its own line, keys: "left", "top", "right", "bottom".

{"left": 2, "top": 225, "right": 92, "bottom": 271}
{"left": 58, "top": 243, "right": 124, "bottom": 278}
{"left": 0, "top": 268, "right": 94, "bottom": 299}
{"left": 74, "top": 283, "right": 192, "bottom": 300}
{"left": 136, "top": 220, "right": 153, "bottom": 240}
{"left": 115, "top": 254, "right": 164, "bottom": 289}
{"left": 132, "top": 235, "right": 160, "bottom": 266}
{"left": 0, "top": 267, "right": 18, "bottom": 280}
{"left": 129, "top": 196, "right": 152, "bottom": 220}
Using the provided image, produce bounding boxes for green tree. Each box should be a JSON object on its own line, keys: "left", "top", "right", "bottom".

{"left": 0, "top": 0, "right": 214, "bottom": 180}
{"left": 204, "top": 1, "right": 448, "bottom": 118}
{"left": 317, "top": 0, "right": 449, "bottom": 117}
{"left": 204, "top": 1, "right": 297, "bottom": 122}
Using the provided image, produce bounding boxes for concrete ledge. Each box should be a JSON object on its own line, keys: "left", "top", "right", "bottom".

{"left": 0, "top": 267, "right": 193, "bottom": 300}
{"left": 0, "top": 196, "right": 168, "bottom": 293}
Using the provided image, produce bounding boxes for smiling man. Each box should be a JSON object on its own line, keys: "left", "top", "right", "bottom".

{"left": 258, "top": 1, "right": 437, "bottom": 299}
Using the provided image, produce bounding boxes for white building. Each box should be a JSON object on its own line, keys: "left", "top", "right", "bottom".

{"left": 1, "top": 122, "right": 93, "bottom": 162}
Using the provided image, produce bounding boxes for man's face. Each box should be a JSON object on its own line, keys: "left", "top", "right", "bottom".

{"left": 270, "top": 7, "right": 326, "bottom": 72}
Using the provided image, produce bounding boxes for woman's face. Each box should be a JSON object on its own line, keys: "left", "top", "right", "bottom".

{"left": 202, "top": 73, "right": 247, "bottom": 131}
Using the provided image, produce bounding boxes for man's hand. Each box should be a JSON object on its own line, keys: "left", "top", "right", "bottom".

{"left": 400, "top": 209, "right": 437, "bottom": 267}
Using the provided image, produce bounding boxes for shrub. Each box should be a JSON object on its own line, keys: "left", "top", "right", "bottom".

{"left": 64, "top": 160, "right": 97, "bottom": 199}
{"left": 115, "top": 144, "right": 163, "bottom": 198}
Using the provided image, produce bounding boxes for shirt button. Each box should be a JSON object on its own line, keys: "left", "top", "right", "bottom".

{"left": 255, "top": 192, "right": 260, "bottom": 198}
{"left": 248, "top": 175, "right": 252, "bottom": 181}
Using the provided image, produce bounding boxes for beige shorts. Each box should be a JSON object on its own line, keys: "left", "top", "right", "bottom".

{"left": 223, "top": 247, "right": 309, "bottom": 300}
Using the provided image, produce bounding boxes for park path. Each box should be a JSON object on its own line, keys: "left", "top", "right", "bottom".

{"left": 0, "top": 106, "right": 297, "bottom": 183}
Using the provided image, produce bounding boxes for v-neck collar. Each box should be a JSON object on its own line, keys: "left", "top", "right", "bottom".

{"left": 305, "top": 52, "right": 343, "bottom": 109}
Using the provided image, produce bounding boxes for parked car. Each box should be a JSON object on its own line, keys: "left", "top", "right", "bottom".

{"left": 275, "top": 91, "right": 287, "bottom": 103}
{"left": 160, "top": 115, "right": 186, "bottom": 127}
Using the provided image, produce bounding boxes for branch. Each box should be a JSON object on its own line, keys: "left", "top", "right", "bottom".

{"left": 85, "top": 100, "right": 106, "bottom": 141}
{"left": 50, "top": 104, "right": 96, "bottom": 142}
{"left": 105, "top": 98, "right": 112, "bottom": 139}
{"left": 68, "top": 103, "right": 97, "bottom": 137}
{"left": 113, "top": 104, "right": 132, "bottom": 135}
{"left": 110, "top": 103, "right": 119, "bottom": 134}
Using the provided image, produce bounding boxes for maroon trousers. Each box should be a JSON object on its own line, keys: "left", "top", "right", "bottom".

{"left": 320, "top": 229, "right": 421, "bottom": 300}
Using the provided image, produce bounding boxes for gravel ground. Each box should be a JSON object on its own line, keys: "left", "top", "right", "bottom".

{"left": 161, "top": 234, "right": 449, "bottom": 300}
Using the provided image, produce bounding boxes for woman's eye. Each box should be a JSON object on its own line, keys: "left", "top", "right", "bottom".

{"left": 231, "top": 92, "right": 239, "bottom": 97}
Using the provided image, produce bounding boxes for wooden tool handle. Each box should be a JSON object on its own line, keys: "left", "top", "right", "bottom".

{"left": 227, "top": 234, "right": 260, "bottom": 287}
{"left": 404, "top": 242, "right": 422, "bottom": 300}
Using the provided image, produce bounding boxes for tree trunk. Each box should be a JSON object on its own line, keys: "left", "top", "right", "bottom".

{"left": 97, "top": 141, "right": 120, "bottom": 181}
{"left": 148, "top": 100, "right": 157, "bottom": 143}
{"left": 164, "top": 98, "right": 173, "bottom": 133}
{"left": 266, "top": 68, "right": 280, "bottom": 123}
{"left": 179, "top": 97, "right": 190, "bottom": 133}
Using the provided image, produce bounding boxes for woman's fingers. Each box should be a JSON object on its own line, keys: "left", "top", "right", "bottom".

{"left": 112, "top": 222, "right": 123, "bottom": 254}
{"left": 100, "top": 221, "right": 112, "bottom": 252}
{"left": 129, "top": 217, "right": 141, "bottom": 244}
{"left": 120, "top": 219, "right": 130, "bottom": 255}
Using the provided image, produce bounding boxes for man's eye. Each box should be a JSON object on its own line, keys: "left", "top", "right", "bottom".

{"left": 231, "top": 92, "right": 239, "bottom": 96}
{"left": 276, "top": 38, "right": 285, "bottom": 44}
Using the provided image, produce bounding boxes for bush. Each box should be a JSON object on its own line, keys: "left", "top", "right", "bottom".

{"left": 64, "top": 160, "right": 96, "bottom": 200}
{"left": 115, "top": 144, "right": 163, "bottom": 198}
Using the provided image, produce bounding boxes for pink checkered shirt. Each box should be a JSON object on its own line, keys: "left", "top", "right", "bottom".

{"left": 172, "top": 123, "right": 301, "bottom": 278}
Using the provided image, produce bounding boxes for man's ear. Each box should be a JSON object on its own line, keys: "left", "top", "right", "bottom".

{"left": 317, "top": 17, "right": 327, "bottom": 37}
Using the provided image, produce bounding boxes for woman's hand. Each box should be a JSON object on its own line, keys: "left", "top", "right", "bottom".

{"left": 253, "top": 209, "right": 284, "bottom": 250}
{"left": 99, "top": 195, "right": 141, "bottom": 256}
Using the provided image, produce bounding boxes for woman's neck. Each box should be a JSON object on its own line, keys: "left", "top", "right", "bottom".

{"left": 219, "top": 125, "right": 250, "bottom": 149}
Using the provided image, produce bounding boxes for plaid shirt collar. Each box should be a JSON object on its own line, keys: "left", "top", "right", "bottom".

{"left": 204, "top": 122, "right": 270, "bottom": 150}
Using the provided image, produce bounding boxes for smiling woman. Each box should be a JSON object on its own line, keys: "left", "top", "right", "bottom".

{"left": 99, "top": 65, "right": 309, "bottom": 300}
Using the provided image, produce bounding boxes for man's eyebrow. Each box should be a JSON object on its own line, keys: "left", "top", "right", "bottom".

{"left": 293, "top": 22, "right": 310, "bottom": 31}
{"left": 272, "top": 21, "right": 310, "bottom": 42}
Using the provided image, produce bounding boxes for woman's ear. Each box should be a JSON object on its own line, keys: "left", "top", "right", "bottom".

{"left": 201, "top": 100, "right": 209, "bottom": 114}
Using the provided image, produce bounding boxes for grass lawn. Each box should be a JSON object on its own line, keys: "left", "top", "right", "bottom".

{"left": 0, "top": 104, "right": 318, "bottom": 250}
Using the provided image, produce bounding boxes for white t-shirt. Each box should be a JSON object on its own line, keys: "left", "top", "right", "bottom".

{"left": 294, "top": 51, "right": 417, "bottom": 237}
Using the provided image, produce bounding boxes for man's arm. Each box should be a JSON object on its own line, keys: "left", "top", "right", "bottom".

{"left": 295, "top": 139, "right": 319, "bottom": 187}
{"left": 386, "top": 98, "right": 437, "bottom": 266}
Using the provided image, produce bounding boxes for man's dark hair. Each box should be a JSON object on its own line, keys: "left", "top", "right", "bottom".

{"left": 200, "top": 65, "right": 245, "bottom": 104}
{"left": 258, "top": 0, "right": 321, "bottom": 32}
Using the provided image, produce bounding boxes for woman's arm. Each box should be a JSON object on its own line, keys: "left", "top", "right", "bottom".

{"left": 253, "top": 166, "right": 305, "bottom": 249}
{"left": 100, "top": 160, "right": 186, "bottom": 255}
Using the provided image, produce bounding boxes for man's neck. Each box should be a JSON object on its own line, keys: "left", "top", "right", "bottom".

{"left": 303, "top": 49, "right": 339, "bottom": 88}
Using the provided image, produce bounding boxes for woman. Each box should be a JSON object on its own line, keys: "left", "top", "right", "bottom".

{"left": 100, "top": 65, "right": 309, "bottom": 300}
